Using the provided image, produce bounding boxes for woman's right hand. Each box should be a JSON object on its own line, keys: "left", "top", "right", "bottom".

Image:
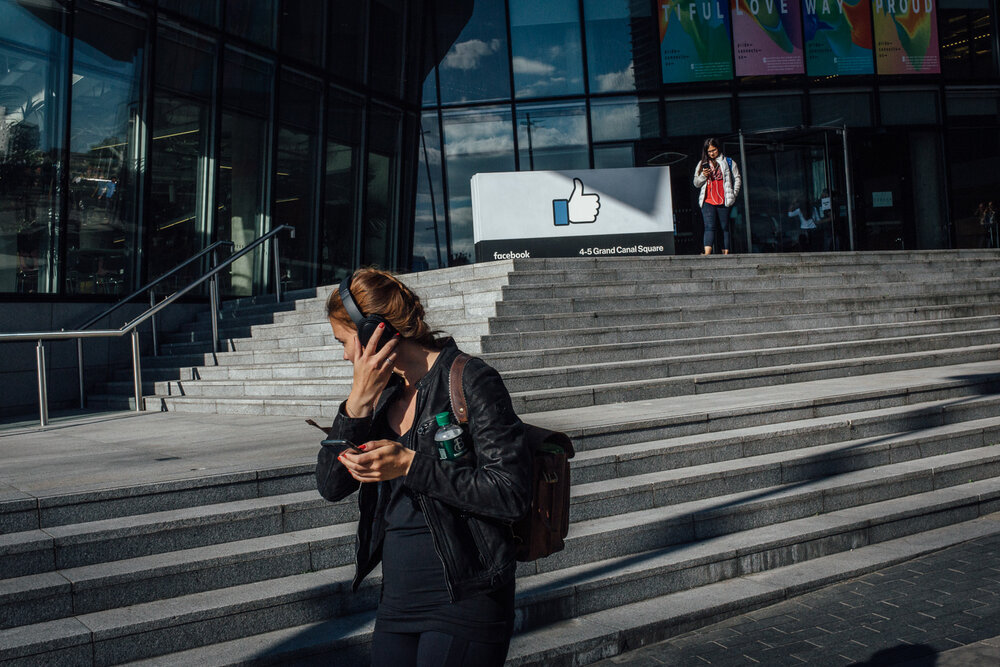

{"left": 344, "top": 324, "right": 399, "bottom": 418}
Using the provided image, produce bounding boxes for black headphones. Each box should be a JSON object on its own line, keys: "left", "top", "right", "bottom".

{"left": 338, "top": 274, "right": 399, "bottom": 349}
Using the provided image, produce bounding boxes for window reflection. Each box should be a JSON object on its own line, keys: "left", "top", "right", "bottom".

{"left": 323, "top": 90, "right": 363, "bottom": 285}
{"left": 147, "top": 29, "right": 213, "bottom": 290}
{"left": 0, "top": 0, "right": 67, "bottom": 295}
{"left": 516, "top": 101, "right": 588, "bottom": 172}
{"left": 413, "top": 112, "right": 446, "bottom": 271}
{"left": 275, "top": 70, "right": 321, "bottom": 292}
{"left": 442, "top": 106, "right": 514, "bottom": 263}
{"left": 437, "top": 0, "right": 510, "bottom": 104}
{"left": 218, "top": 49, "right": 272, "bottom": 297}
{"left": 583, "top": 0, "right": 655, "bottom": 93}
{"left": 509, "top": 0, "right": 584, "bottom": 98}
{"left": 364, "top": 104, "right": 401, "bottom": 268}
{"left": 225, "top": 0, "right": 276, "bottom": 48}
{"left": 940, "top": 2, "right": 995, "bottom": 79}
{"left": 158, "top": 0, "right": 219, "bottom": 26}
{"left": 280, "top": 0, "right": 324, "bottom": 64}
{"left": 66, "top": 4, "right": 144, "bottom": 296}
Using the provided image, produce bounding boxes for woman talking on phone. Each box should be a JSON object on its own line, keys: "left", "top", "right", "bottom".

{"left": 692, "top": 137, "right": 742, "bottom": 255}
{"left": 316, "top": 268, "right": 531, "bottom": 667}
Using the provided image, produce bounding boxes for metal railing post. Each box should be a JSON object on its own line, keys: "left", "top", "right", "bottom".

{"left": 77, "top": 338, "right": 85, "bottom": 409}
{"left": 210, "top": 249, "right": 220, "bottom": 354}
{"left": 150, "top": 290, "right": 159, "bottom": 357}
{"left": 273, "top": 235, "right": 282, "bottom": 304}
{"left": 37, "top": 340, "right": 49, "bottom": 426}
{"left": 131, "top": 328, "right": 143, "bottom": 413}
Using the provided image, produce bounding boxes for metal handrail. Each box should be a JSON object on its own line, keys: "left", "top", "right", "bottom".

{"left": 76, "top": 240, "right": 234, "bottom": 331}
{"left": 1, "top": 225, "right": 295, "bottom": 426}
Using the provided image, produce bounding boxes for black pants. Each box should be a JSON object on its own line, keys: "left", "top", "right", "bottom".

{"left": 701, "top": 202, "right": 731, "bottom": 251}
{"left": 371, "top": 629, "right": 510, "bottom": 667}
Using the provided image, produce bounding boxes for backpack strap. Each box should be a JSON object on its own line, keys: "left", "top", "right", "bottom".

{"left": 449, "top": 353, "right": 472, "bottom": 425}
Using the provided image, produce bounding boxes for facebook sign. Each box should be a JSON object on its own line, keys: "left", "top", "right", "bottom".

{"left": 471, "top": 167, "right": 674, "bottom": 261}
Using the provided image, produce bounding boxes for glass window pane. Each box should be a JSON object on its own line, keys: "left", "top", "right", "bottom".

{"left": 225, "top": 0, "right": 276, "bottom": 48}
{"left": 810, "top": 92, "right": 873, "bottom": 127}
{"left": 442, "top": 106, "right": 515, "bottom": 264}
{"left": 159, "top": 0, "right": 219, "bottom": 26}
{"left": 67, "top": 4, "right": 145, "bottom": 297}
{"left": 509, "top": 0, "right": 584, "bottom": 98}
{"left": 739, "top": 95, "right": 803, "bottom": 132}
{"left": 940, "top": 1, "right": 995, "bottom": 78}
{"left": 218, "top": 50, "right": 273, "bottom": 297}
{"left": 413, "top": 111, "right": 446, "bottom": 271}
{"left": 947, "top": 90, "right": 1000, "bottom": 124}
{"left": 437, "top": 0, "right": 510, "bottom": 104}
{"left": 147, "top": 29, "right": 213, "bottom": 288}
{"left": 275, "top": 70, "right": 321, "bottom": 292}
{"left": 516, "top": 101, "right": 588, "bottom": 171}
{"left": 665, "top": 98, "right": 732, "bottom": 137}
{"left": 881, "top": 90, "right": 940, "bottom": 125}
{"left": 583, "top": 0, "right": 654, "bottom": 93}
{"left": 0, "top": 0, "right": 67, "bottom": 294}
{"left": 328, "top": 0, "right": 365, "bottom": 83}
{"left": 368, "top": 0, "right": 404, "bottom": 97}
{"left": 590, "top": 97, "right": 660, "bottom": 143}
{"left": 364, "top": 104, "right": 401, "bottom": 268}
{"left": 280, "top": 0, "right": 324, "bottom": 64}
{"left": 593, "top": 144, "right": 635, "bottom": 169}
{"left": 323, "top": 90, "right": 363, "bottom": 284}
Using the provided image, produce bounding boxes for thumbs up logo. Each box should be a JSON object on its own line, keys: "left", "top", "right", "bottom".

{"left": 553, "top": 178, "right": 600, "bottom": 226}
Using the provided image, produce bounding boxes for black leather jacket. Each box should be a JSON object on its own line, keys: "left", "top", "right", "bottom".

{"left": 316, "top": 341, "right": 531, "bottom": 602}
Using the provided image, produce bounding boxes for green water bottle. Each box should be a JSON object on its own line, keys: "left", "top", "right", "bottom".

{"left": 433, "top": 412, "right": 468, "bottom": 460}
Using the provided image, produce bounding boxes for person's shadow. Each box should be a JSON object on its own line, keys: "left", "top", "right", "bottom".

{"left": 852, "top": 643, "right": 937, "bottom": 666}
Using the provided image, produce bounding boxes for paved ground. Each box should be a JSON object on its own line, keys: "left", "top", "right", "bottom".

{"left": 594, "top": 532, "right": 1000, "bottom": 667}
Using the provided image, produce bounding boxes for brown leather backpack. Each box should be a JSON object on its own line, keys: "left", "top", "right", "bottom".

{"left": 449, "top": 353, "right": 574, "bottom": 562}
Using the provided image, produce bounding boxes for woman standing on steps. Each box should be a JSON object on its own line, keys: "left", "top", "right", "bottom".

{"left": 316, "top": 268, "right": 531, "bottom": 667}
{"left": 693, "top": 137, "right": 742, "bottom": 255}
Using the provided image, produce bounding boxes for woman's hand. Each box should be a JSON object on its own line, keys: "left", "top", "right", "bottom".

{"left": 338, "top": 439, "right": 415, "bottom": 482}
{"left": 344, "top": 324, "right": 399, "bottom": 418}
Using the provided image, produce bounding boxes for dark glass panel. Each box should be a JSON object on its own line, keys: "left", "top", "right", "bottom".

{"left": 328, "top": 0, "right": 365, "bottom": 84}
{"left": 147, "top": 29, "right": 213, "bottom": 289}
{"left": 275, "top": 69, "right": 321, "bottom": 291}
{"left": 280, "top": 0, "right": 324, "bottom": 64}
{"left": 218, "top": 50, "right": 273, "bottom": 297}
{"left": 368, "top": 0, "right": 404, "bottom": 97}
{"left": 509, "top": 0, "right": 584, "bottom": 98}
{"left": 593, "top": 144, "right": 635, "bottom": 168}
{"left": 809, "top": 92, "right": 873, "bottom": 127}
{"left": 0, "top": 0, "right": 67, "bottom": 294}
{"left": 880, "top": 90, "right": 940, "bottom": 125}
{"left": 583, "top": 0, "right": 656, "bottom": 94}
{"left": 364, "top": 104, "right": 401, "bottom": 268}
{"left": 322, "top": 89, "right": 363, "bottom": 284}
{"left": 739, "top": 95, "right": 803, "bottom": 132}
{"left": 947, "top": 126, "right": 1000, "bottom": 248}
{"left": 940, "top": 0, "right": 995, "bottom": 78}
{"left": 516, "top": 101, "right": 588, "bottom": 171}
{"left": 437, "top": 0, "right": 510, "bottom": 104}
{"left": 67, "top": 3, "right": 144, "bottom": 296}
{"left": 413, "top": 111, "right": 446, "bottom": 271}
{"left": 158, "top": 0, "right": 219, "bottom": 26}
{"left": 665, "top": 98, "right": 732, "bottom": 137}
{"left": 441, "top": 106, "right": 514, "bottom": 263}
{"left": 225, "top": 0, "right": 277, "bottom": 48}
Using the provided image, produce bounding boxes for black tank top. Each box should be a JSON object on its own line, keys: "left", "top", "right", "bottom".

{"left": 375, "top": 428, "right": 514, "bottom": 639}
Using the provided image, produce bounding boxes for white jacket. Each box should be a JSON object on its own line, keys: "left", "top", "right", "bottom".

{"left": 693, "top": 155, "right": 742, "bottom": 208}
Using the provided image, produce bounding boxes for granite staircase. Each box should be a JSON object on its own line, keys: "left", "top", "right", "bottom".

{"left": 3, "top": 250, "right": 1000, "bottom": 665}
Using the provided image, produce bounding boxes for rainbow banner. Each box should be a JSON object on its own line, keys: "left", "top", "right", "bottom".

{"left": 873, "top": 0, "right": 940, "bottom": 74}
{"left": 731, "top": 0, "right": 805, "bottom": 76}
{"left": 659, "top": 1, "right": 734, "bottom": 83}
{"left": 803, "top": 0, "right": 875, "bottom": 76}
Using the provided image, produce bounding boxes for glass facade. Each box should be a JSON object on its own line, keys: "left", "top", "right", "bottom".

{"left": 1, "top": 0, "right": 999, "bottom": 300}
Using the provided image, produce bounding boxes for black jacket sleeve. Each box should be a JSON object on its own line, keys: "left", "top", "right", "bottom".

{"left": 315, "top": 402, "right": 372, "bottom": 502}
{"left": 404, "top": 358, "right": 532, "bottom": 522}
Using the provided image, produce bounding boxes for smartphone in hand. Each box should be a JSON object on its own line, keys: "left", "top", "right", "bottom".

{"left": 322, "top": 439, "right": 363, "bottom": 454}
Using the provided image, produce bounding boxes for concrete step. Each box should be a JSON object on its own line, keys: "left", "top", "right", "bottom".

{"left": 494, "top": 279, "right": 1000, "bottom": 317}
{"left": 487, "top": 292, "right": 1000, "bottom": 335}
{"left": 483, "top": 303, "right": 1000, "bottom": 352}
{"left": 7, "top": 480, "right": 998, "bottom": 665}
{"left": 485, "top": 317, "right": 1000, "bottom": 371}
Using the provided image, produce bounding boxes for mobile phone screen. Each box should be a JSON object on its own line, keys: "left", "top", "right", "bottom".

{"left": 321, "top": 439, "right": 361, "bottom": 453}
